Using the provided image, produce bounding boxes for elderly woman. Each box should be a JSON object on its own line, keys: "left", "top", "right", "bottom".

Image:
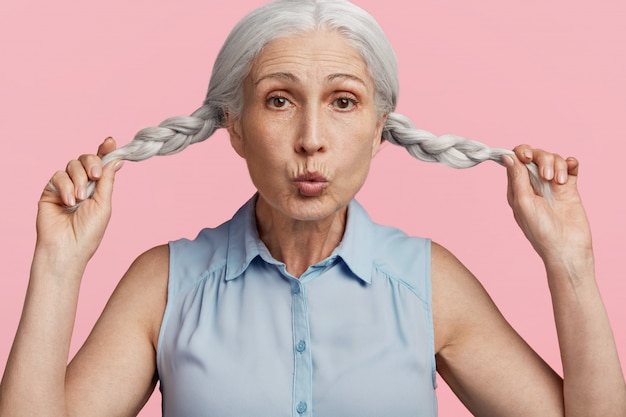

{"left": 1, "top": 0, "right": 624, "bottom": 416}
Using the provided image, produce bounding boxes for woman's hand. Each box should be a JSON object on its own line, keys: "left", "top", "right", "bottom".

{"left": 502, "top": 145, "right": 592, "bottom": 267}
{"left": 36, "top": 137, "right": 124, "bottom": 264}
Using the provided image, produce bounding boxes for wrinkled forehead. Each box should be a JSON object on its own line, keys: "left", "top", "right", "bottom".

{"left": 248, "top": 30, "right": 372, "bottom": 87}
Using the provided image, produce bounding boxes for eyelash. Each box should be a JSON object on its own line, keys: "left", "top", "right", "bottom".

{"left": 333, "top": 95, "right": 358, "bottom": 110}
{"left": 266, "top": 94, "right": 291, "bottom": 109}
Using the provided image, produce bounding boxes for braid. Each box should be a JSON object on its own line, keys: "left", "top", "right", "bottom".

{"left": 383, "top": 112, "right": 551, "bottom": 198}
{"left": 69, "top": 104, "right": 221, "bottom": 211}
{"left": 100, "top": 105, "right": 219, "bottom": 165}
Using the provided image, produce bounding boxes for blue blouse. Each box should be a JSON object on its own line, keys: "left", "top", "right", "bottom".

{"left": 157, "top": 196, "right": 437, "bottom": 416}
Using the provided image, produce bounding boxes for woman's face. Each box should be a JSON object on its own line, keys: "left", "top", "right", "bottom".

{"left": 227, "top": 30, "right": 385, "bottom": 222}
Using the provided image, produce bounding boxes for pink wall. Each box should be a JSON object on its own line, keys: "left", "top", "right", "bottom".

{"left": 1, "top": 0, "right": 624, "bottom": 415}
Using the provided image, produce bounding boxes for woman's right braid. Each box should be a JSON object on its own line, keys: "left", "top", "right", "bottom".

{"left": 100, "top": 105, "right": 220, "bottom": 165}
{"left": 62, "top": 104, "right": 223, "bottom": 212}
{"left": 383, "top": 112, "right": 551, "bottom": 198}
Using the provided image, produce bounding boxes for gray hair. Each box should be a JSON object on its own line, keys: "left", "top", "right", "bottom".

{"left": 79, "top": 0, "right": 548, "bottom": 205}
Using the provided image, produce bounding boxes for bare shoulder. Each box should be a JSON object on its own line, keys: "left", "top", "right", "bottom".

{"left": 125, "top": 244, "right": 170, "bottom": 282}
{"left": 430, "top": 241, "right": 498, "bottom": 353}
{"left": 65, "top": 244, "right": 170, "bottom": 416}
{"left": 112, "top": 244, "right": 170, "bottom": 344}
{"left": 128, "top": 243, "right": 170, "bottom": 276}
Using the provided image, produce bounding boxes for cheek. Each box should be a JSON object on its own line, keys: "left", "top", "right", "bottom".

{"left": 239, "top": 118, "right": 272, "bottom": 154}
{"left": 342, "top": 121, "right": 381, "bottom": 157}
{"left": 242, "top": 109, "right": 294, "bottom": 145}
{"left": 240, "top": 124, "right": 288, "bottom": 174}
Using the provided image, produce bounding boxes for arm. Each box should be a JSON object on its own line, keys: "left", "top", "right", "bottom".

{"left": 65, "top": 245, "right": 168, "bottom": 417}
{"left": 433, "top": 147, "right": 626, "bottom": 416}
{"left": 504, "top": 147, "right": 626, "bottom": 415}
{"left": 0, "top": 138, "right": 167, "bottom": 417}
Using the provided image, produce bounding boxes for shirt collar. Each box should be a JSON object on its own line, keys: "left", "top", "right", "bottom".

{"left": 225, "top": 195, "right": 264, "bottom": 281}
{"left": 332, "top": 199, "right": 375, "bottom": 284}
{"left": 225, "top": 195, "right": 375, "bottom": 284}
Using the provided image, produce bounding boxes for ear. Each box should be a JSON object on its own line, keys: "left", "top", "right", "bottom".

{"left": 371, "top": 113, "right": 388, "bottom": 158}
{"left": 225, "top": 112, "right": 245, "bottom": 158}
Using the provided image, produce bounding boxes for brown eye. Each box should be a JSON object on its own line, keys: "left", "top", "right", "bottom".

{"left": 267, "top": 96, "right": 291, "bottom": 109}
{"left": 333, "top": 97, "right": 355, "bottom": 110}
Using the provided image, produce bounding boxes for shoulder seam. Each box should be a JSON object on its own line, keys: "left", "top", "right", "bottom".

{"left": 169, "top": 259, "right": 228, "bottom": 301}
{"left": 372, "top": 262, "right": 429, "bottom": 307}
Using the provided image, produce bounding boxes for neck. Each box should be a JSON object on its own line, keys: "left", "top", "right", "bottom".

{"left": 255, "top": 197, "right": 348, "bottom": 278}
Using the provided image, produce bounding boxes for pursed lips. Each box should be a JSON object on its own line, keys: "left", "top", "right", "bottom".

{"left": 293, "top": 172, "right": 329, "bottom": 196}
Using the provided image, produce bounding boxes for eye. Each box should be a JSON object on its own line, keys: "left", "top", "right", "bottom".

{"left": 267, "top": 95, "right": 292, "bottom": 109}
{"left": 333, "top": 97, "right": 356, "bottom": 110}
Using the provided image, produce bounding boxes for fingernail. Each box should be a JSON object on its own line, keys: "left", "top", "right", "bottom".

{"left": 66, "top": 193, "right": 76, "bottom": 206}
{"left": 112, "top": 160, "right": 124, "bottom": 171}
{"left": 557, "top": 172, "right": 567, "bottom": 184}
{"left": 523, "top": 150, "right": 532, "bottom": 159}
{"left": 90, "top": 165, "right": 102, "bottom": 178}
{"left": 77, "top": 187, "right": 86, "bottom": 200}
{"left": 502, "top": 154, "right": 514, "bottom": 167}
{"left": 544, "top": 166, "right": 554, "bottom": 180}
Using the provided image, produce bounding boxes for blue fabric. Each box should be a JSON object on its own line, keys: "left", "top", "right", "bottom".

{"left": 157, "top": 196, "right": 437, "bottom": 416}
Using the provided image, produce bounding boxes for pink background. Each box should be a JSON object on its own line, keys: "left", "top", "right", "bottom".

{"left": 1, "top": 0, "right": 624, "bottom": 415}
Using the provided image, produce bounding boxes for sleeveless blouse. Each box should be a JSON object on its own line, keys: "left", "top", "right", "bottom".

{"left": 157, "top": 196, "right": 438, "bottom": 416}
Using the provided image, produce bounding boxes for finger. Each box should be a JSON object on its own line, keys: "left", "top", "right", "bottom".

{"left": 513, "top": 144, "right": 534, "bottom": 164}
{"left": 66, "top": 159, "right": 90, "bottom": 201}
{"left": 97, "top": 137, "right": 117, "bottom": 159}
{"left": 48, "top": 170, "right": 76, "bottom": 206}
{"left": 566, "top": 157, "right": 579, "bottom": 176}
{"left": 91, "top": 159, "right": 124, "bottom": 208}
{"left": 77, "top": 153, "right": 105, "bottom": 181}
{"left": 502, "top": 154, "right": 534, "bottom": 206}
{"left": 554, "top": 154, "right": 569, "bottom": 185}
{"left": 531, "top": 149, "right": 558, "bottom": 181}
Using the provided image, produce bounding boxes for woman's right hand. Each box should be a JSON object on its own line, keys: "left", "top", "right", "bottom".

{"left": 36, "top": 137, "right": 124, "bottom": 264}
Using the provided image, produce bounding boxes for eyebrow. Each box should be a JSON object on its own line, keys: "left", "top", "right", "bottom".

{"left": 254, "top": 72, "right": 297, "bottom": 86}
{"left": 254, "top": 72, "right": 367, "bottom": 87}
{"left": 325, "top": 73, "right": 367, "bottom": 87}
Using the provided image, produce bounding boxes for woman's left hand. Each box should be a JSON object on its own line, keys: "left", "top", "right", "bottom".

{"left": 502, "top": 145, "right": 593, "bottom": 265}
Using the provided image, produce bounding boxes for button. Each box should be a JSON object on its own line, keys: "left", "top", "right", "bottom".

{"left": 292, "top": 284, "right": 301, "bottom": 294}
{"left": 296, "top": 340, "right": 306, "bottom": 353}
{"left": 296, "top": 401, "right": 307, "bottom": 414}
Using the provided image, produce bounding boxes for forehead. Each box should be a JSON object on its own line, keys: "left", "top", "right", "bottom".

{"left": 249, "top": 30, "right": 371, "bottom": 86}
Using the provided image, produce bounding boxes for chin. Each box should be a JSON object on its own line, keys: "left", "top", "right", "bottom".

{"left": 261, "top": 192, "right": 348, "bottom": 223}
{"left": 287, "top": 197, "right": 344, "bottom": 221}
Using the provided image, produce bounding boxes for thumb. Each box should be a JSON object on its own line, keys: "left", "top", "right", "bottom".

{"left": 502, "top": 154, "right": 534, "bottom": 204}
{"left": 92, "top": 159, "right": 124, "bottom": 207}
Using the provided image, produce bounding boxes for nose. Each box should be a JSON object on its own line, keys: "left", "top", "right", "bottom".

{"left": 294, "top": 107, "right": 326, "bottom": 155}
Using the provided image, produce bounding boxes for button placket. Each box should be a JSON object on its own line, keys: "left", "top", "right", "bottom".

{"left": 291, "top": 281, "right": 312, "bottom": 416}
